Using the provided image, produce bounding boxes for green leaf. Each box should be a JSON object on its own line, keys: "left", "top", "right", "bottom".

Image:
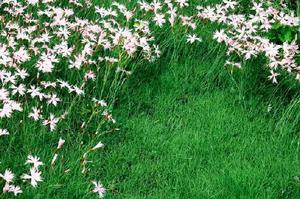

{"left": 279, "top": 30, "right": 293, "bottom": 42}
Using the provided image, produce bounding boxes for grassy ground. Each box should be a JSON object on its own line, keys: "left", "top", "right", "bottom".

{"left": 96, "top": 39, "right": 300, "bottom": 198}
{"left": 1, "top": 1, "right": 300, "bottom": 199}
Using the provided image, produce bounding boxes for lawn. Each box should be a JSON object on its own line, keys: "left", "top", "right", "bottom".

{"left": 98, "top": 39, "right": 300, "bottom": 198}
{"left": 0, "top": 0, "right": 300, "bottom": 198}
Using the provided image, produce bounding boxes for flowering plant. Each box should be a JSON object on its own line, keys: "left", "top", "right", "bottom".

{"left": 198, "top": 0, "right": 299, "bottom": 84}
{"left": 0, "top": 0, "right": 299, "bottom": 198}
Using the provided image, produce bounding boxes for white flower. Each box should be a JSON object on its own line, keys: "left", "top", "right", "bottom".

{"left": 92, "top": 181, "right": 106, "bottom": 198}
{"left": 0, "top": 169, "right": 14, "bottom": 183}
{"left": 46, "top": 94, "right": 61, "bottom": 106}
{"left": 176, "top": 0, "right": 189, "bottom": 8}
{"left": 15, "top": 68, "right": 29, "bottom": 79}
{"left": 0, "top": 129, "right": 9, "bottom": 136}
{"left": 213, "top": 29, "right": 227, "bottom": 43}
{"left": 11, "top": 84, "right": 26, "bottom": 96}
{"left": 268, "top": 70, "right": 279, "bottom": 84}
{"left": 0, "top": 103, "right": 13, "bottom": 118}
{"left": 92, "top": 98, "right": 107, "bottom": 107}
{"left": 225, "top": 61, "right": 241, "bottom": 69}
{"left": 92, "top": 142, "right": 104, "bottom": 150}
{"left": 57, "top": 138, "right": 65, "bottom": 149}
{"left": 187, "top": 34, "right": 202, "bottom": 44}
{"left": 153, "top": 13, "right": 166, "bottom": 27}
{"left": 51, "top": 153, "right": 58, "bottom": 166}
{"left": 27, "top": 0, "right": 39, "bottom": 5}
{"left": 10, "top": 185, "right": 22, "bottom": 196}
{"left": 84, "top": 70, "right": 96, "bottom": 81}
{"left": 13, "top": 47, "right": 30, "bottom": 63}
{"left": 28, "top": 107, "right": 42, "bottom": 121}
{"left": 0, "top": 88, "right": 9, "bottom": 101}
{"left": 21, "top": 168, "right": 43, "bottom": 188}
{"left": 4, "top": 184, "right": 23, "bottom": 196}
{"left": 25, "top": 154, "right": 43, "bottom": 170}
{"left": 264, "top": 43, "right": 281, "bottom": 58}
{"left": 43, "top": 114, "right": 59, "bottom": 131}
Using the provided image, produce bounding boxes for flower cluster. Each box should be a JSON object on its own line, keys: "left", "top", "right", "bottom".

{"left": 197, "top": 0, "right": 299, "bottom": 83}
{"left": 0, "top": 155, "right": 43, "bottom": 196}
{"left": 0, "top": 0, "right": 160, "bottom": 131}
{"left": 21, "top": 155, "right": 43, "bottom": 187}
{"left": 0, "top": 169, "right": 22, "bottom": 196}
{"left": 0, "top": 0, "right": 168, "bottom": 196}
{"left": 137, "top": 0, "right": 202, "bottom": 43}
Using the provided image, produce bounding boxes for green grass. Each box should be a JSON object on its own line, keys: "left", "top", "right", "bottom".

{"left": 95, "top": 43, "right": 300, "bottom": 198}
{"left": 1, "top": 0, "right": 300, "bottom": 198}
